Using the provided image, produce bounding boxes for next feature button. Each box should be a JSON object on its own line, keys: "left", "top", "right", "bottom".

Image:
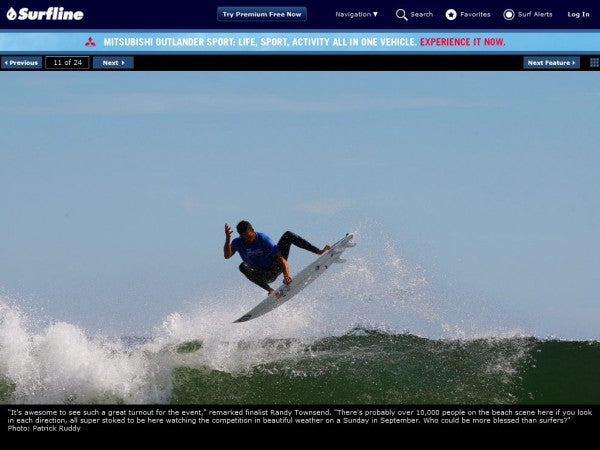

{"left": 523, "top": 56, "right": 580, "bottom": 69}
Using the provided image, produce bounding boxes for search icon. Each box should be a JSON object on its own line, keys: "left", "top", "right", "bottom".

{"left": 396, "top": 9, "right": 409, "bottom": 21}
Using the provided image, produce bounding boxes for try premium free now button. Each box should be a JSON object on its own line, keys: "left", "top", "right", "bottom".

{"left": 217, "top": 7, "right": 307, "bottom": 22}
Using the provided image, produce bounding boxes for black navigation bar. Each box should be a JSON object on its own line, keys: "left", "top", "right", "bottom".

{"left": 2, "top": 54, "right": 600, "bottom": 70}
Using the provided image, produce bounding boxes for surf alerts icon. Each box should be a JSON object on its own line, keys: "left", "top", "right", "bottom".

{"left": 6, "top": 6, "right": 84, "bottom": 21}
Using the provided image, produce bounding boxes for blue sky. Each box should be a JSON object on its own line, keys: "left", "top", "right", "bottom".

{"left": 1, "top": 72, "right": 599, "bottom": 338}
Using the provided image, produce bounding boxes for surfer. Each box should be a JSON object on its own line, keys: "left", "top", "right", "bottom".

{"left": 224, "top": 221, "right": 331, "bottom": 294}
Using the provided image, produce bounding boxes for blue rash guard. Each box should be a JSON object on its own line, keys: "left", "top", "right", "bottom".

{"left": 231, "top": 232, "right": 280, "bottom": 268}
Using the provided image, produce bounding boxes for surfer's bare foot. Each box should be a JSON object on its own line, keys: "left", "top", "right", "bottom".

{"left": 318, "top": 244, "right": 331, "bottom": 255}
{"left": 268, "top": 288, "right": 274, "bottom": 295}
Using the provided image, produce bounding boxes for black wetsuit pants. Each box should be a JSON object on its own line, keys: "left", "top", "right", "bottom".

{"left": 239, "top": 231, "right": 321, "bottom": 291}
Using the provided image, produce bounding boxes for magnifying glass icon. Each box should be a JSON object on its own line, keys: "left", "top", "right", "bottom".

{"left": 396, "top": 9, "right": 409, "bottom": 21}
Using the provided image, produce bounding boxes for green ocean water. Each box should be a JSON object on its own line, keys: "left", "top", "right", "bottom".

{"left": 169, "top": 331, "right": 600, "bottom": 404}
{"left": 1, "top": 330, "right": 598, "bottom": 404}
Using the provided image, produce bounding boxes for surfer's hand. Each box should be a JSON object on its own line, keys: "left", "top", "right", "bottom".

{"left": 283, "top": 274, "right": 293, "bottom": 285}
{"left": 225, "top": 223, "right": 233, "bottom": 238}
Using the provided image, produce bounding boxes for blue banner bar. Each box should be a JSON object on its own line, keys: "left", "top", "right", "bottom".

{"left": 1, "top": 32, "right": 599, "bottom": 53}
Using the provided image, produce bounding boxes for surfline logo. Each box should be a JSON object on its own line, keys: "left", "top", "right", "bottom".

{"left": 6, "top": 6, "right": 84, "bottom": 21}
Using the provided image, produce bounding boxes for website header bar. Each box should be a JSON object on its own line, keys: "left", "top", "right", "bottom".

{"left": 1, "top": 1, "right": 599, "bottom": 29}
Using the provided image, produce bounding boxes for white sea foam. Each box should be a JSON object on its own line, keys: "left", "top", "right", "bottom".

{"left": 0, "top": 300, "right": 174, "bottom": 403}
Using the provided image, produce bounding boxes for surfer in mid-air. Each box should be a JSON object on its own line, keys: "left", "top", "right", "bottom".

{"left": 224, "top": 220, "right": 331, "bottom": 295}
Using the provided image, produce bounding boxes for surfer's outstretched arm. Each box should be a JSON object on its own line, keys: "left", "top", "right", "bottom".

{"left": 224, "top": 223, "right": 235, "bottom": 259}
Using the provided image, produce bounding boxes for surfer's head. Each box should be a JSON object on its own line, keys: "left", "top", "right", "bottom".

{"left": 237, "top": 220, "right": 256, "bottom": 243}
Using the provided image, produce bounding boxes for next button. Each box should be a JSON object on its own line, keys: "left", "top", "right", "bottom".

{"left": 92, "top": 56, "right": 134, "bottom": 70}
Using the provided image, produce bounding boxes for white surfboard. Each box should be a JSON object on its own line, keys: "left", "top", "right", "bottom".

{"left": 233, "top": 233, "right": 355, "bottom": 323}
